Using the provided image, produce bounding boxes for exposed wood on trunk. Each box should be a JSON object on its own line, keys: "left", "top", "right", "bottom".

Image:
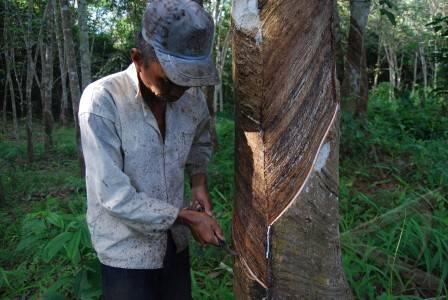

{"left": 54, "top": 0, "right": 69, "bottom": 126}
{"left": 232, "top": 0, "right": 351, "bottom": 298}
{"left": 59, "top": 0, "right": 84, "bottom": 172}
{"left": 78, "top": 0, "right": 92, "bottom": 90}
{"left": 341, "top": 0, "right": 371, "bottom": 117}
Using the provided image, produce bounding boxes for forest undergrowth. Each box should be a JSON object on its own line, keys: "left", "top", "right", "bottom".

{"left": 0, "top": 85, "right": 447, "bottom": 299}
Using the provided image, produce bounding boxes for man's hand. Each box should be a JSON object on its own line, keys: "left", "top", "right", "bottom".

{"left": 176, "top": 209, "right": 224, "bottom": 246}
{"left": 190, "top": 173, "right": 213, "bottom": 216}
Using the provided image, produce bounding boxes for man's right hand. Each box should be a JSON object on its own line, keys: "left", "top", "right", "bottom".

{"left": 176, "top": 209, "right": 224, "bottom": 246}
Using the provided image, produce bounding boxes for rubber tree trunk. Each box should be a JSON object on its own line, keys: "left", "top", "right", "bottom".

{"left": 25, "top": 0, "right": 35, "bottom": 162}
{"left": 60, "top": 0, "right": 84, "bottom": 172}
{"left": 78, "top": 0, "right": 92, "bottom": 91}
{"left": 419, "top": 43, "right": 428, "bottom": 102}
{"left": 3, "top": 1, "right": 19, "bottom": 142}
{"left": 232, "top": 1, "right": 352, "bottom": 299}
{"left": 341, "top": 0, "right": 371, "bottom": 117}
{"left": 41, "top": 0, "right": 55, "bottom": 151}
{"left": 54, "top": 0, "right": 68, "bottom": 127}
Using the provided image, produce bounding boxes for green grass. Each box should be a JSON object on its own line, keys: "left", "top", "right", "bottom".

{"left": 0, "top": 86, "right": 447, "bottom": 299}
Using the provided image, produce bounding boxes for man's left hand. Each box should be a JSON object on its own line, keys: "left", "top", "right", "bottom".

{"left": 190, "top": 174, "right": 213, "bottom": 216}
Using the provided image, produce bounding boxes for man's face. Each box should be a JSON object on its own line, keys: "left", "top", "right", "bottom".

{"left": 131, "top": 49, "right": 189, "bottom": 102}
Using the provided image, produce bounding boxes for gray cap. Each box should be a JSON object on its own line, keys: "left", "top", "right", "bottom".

{"left": 142, "top": 0, "right": 219, "bottom": 87}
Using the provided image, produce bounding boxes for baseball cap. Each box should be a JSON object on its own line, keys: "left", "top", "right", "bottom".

{"left": 141, "top": 0, "right": 220, "bottom": 87}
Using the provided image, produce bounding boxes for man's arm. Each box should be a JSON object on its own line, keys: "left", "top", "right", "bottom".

{"left": 185, "top": 90, "right": 214, "bottom": 215}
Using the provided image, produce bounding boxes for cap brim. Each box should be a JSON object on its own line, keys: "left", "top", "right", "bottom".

{"left": 154, "top": 49, "right": 220, "bottom": 87}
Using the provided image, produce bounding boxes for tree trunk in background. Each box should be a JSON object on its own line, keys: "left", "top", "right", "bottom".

{"left": 205, "top": 86, "right": 219, "bottom": 151}
{"left": 411, "top": 51, "right": 418, "bottom": 97}
{"left": 3, "top": 2, "right": 19, "bottom": 141}
{"left": 25, "top": 0, "right": 35, "bottom": 162}
{"left": 41, "top": 0, "right": 55, "bottom": 151}
{"left": 78, "top": 0, "right": 92, "bottom": 91}
{"left": 341, "top": 0, "right": 371, "bottom": 117}
{"left": 2, "top": 85, "right": 7, "bottom": 128}
{"left": 232, "top": 1, "right": 351, "bottom": 298}
{"left": 5, "top": 54, "right": 19, "bottom": 142}
{"left": 419, "top": 43, "right": 428, "bottom": 102}
{"left": 54, "top": 0, "right": 68, "bottom": 127}
{"left": 433, "top": 42, "right": 438, "bottom": 90}
{"left": 11, "top": 49, "right": 24, "bottom": 118}
{"left": 199, "top": 0, "right": 219, "bottom": 151}
{"left": 333, "top": 0, "right": 344, "bottom": 85}
{"left": 60, "top": 0, "right": 84, "bottom": 171}
{"left": 373, "top": 15, "right": 382, "bottom": 89}
{"left": 384, "top": 42, "right": 397, "bottom": 99}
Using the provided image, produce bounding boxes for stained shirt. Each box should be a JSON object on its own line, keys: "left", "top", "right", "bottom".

{"left": 78, "top": 63, "right": 212, "bottom": 269}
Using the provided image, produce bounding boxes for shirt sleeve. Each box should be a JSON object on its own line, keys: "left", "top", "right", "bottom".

{"left": 185, "top": 89, "right": 213, "bottom": 176}
{"left": 79, "top": 112, "right": 179, "bottom": 235}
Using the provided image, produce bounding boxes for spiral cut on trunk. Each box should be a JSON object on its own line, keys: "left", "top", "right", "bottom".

{"left": 232, "top": 0, "right": 352, "bottom": 298}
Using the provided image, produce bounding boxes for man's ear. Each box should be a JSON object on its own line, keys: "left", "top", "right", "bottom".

{"left": 130, "top": 48, "right": 142, "bottom": 71}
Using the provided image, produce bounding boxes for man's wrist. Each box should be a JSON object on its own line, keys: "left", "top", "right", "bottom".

{"left": 176, "top": 208, "right": 195, "bottom": 226}
{"left": 190, "top": 173, "right": 207, "bottom": 188}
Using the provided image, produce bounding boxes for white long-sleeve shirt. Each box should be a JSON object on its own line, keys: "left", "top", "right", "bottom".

{"left": 79, "top": 63, "right": 212, "bottom": 269}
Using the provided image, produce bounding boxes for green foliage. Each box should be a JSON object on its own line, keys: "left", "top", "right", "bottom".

{"left": 340, "top": 86, "right": 448, "bottom": 298}
{"left": 2, "top": 89, "right": 447, "bottom": 298}
{"left": 427, "top": 15, "right": 448, "bottom": 97}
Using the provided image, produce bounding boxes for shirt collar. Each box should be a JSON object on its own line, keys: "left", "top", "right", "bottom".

{"left": 125, "top": 63, "right": 141, "bottom": 100}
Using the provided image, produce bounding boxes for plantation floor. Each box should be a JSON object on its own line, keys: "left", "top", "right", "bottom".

{"left": 1, "top": 88, "right": 447, "bottom": 299}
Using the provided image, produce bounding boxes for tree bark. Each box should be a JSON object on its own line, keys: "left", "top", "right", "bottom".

{"left": 411, "top": 51, "right": 418, "bottom": 97}
{"left": 41, "top": 0, "right": 55, "bottom": 151}
{"left": 341, "top": 0, "right": 371, "bottom": 117}
{"left": 59, "top": 0, "right": 84, "bottom": 171}
{"left": 232, "top": 1, "right": 351, "bottom": 298}
{"left": 78, "top": 0, "right": 92, "bottom": 91}
{"left": 2, "top": 83, "right": 7, "bottom": 128}
{"left": 333, "top": 0, "right": 344, "bottom": 85}
{"left": 383, "top": 42, "right": 397, "bottom": 99}
{"left": 25, "top": 0, "right": 35, "bottom": 162}
{"left": 5, "top": 55, "right": 19, "bottom": 142}
{"left": 419, "top": 43, "right": 428, "bottom": 102}
{"left": 3, "top": 1, "right": 19, "bottom": 141}
{"left": 373, "top": 15, "right": 383, "bottom": 89}
{"left": 11, "top": 48, "right": 24, "bottom": 118}
{"left": 54, "top": 0, "right": 69, "bottom": 126}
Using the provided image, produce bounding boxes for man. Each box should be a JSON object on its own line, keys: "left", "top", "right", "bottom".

{"left": 78, "top": 0, "right": 223, "bottom": 299}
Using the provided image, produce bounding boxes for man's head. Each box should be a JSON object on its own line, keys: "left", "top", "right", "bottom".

{"left": 131, "top": 0, "right": 219, "bottom": 102}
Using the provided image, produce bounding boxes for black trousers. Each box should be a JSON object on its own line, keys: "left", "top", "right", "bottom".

{"left": 101, "top": 232, "right": 192, "bottom": 300}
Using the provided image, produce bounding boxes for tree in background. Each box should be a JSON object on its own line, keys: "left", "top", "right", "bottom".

{"left": 341, "top": 0, "right": 371, "bottom": 118}
{"left": 40, "top": 0, "right": 55, "bottom": 151}
{"left": 59, "top": 0, "right": 83, "bottom": 169}
{"left": 78, "top": 0, "right": 92, "bottom": 91}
